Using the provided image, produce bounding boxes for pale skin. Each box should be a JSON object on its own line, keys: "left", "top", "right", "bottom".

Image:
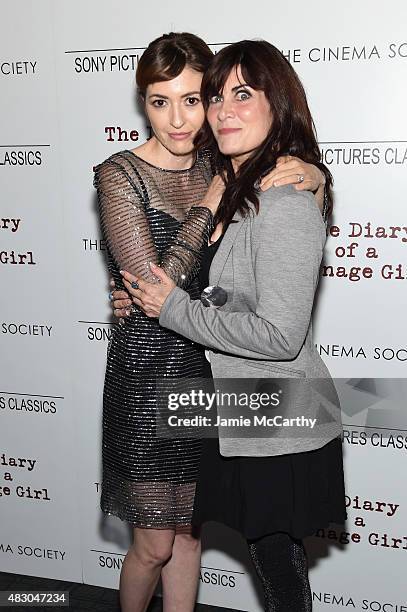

{"left": 107, "top": 66, "right": 324, "bottom": 612}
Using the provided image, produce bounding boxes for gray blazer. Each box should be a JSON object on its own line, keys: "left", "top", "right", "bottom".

{"left": 159, "top": 185, "right": 343, "bottom": 456}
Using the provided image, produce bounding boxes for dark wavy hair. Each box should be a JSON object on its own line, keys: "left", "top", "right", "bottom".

{"left": 195, "top": 40, "right": 333, "bottom": 227}
{"left": 136, "top": 32, "right": 213, "bottom": 98}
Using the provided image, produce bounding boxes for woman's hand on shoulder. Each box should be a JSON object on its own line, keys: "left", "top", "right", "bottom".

{"left": 260, "top": 155, "right": 325, "bottom": 193}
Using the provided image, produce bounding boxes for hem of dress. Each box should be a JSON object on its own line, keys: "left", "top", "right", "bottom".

{"left": 192, "top": 512, "right": 348, "bottom": 542}
{"left": 102, "top": 507, "right": 196, "bottom": 531}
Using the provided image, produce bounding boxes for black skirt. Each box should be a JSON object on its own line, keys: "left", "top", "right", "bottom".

{"left": 192, "top": 431, "right": 347, "bottom": 541}
{"left": 193, "top": 237, "right": 348, "bottom": 541}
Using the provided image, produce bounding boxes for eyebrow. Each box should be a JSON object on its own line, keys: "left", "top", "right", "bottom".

{"left": 231, "top": 83, "right": 251, "bottom": 92}
{"left": 215, "top": 83, "right": 252, "bottom": 95}
{"left": 148, "top": 91, "right": 201, "bottom": 100}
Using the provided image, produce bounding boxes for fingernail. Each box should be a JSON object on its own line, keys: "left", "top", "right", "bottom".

{"left": 125, "top": 310, "right": 130, "bottom": 316}
{"left": 273, "top": 181, "right": 278, "bottom": 187}
{"left": 119, "top": 270, "right": 124, "bottom": 275}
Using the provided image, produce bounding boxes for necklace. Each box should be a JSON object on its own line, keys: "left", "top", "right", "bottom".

{"left": 201, "top": 231, "right": 228, "bottom": 308}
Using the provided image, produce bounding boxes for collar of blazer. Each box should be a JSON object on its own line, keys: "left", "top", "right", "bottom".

{"left": 209, "top": 208, "right": 250, "bottom": 286}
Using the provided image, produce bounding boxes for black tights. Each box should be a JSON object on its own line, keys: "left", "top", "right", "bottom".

{"left": 247, "top": 532, "right": 312, "bottom": 612}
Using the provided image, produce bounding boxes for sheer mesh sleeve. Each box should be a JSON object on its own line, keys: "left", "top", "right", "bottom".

{"left": 161, "top": 205, "right": 214, "bottom": 286}
{"left": 94, "top": 155, "right": 213, "bottom": 287}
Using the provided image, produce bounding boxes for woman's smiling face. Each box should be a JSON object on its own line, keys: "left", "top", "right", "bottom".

{"left": 144, "top": 66, "right": 205, "bottom": 157}
{"left": 206, "top": 65, "right": 273, "bottom": 168}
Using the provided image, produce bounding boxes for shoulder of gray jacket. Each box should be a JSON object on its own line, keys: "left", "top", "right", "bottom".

{"left": 259, "top": 184, "right": 317, "bottom": 210}
{"left": 252, "top": 184, "right": 325, "bottom": 228}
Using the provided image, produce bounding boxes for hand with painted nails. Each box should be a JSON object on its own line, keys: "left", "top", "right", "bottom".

{"left": 120, "top": 264, "right": 176, "bottom": 318}
{"left": 108, "top": 278, "right": 133, "bottom": 319}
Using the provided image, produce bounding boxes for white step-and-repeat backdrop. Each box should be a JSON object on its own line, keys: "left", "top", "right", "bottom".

{"left": 1, "top": 1, "right": 406, "bottom": 609}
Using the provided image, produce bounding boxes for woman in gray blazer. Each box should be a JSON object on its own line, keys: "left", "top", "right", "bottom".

{"left": 121, "top": 40, "right": 346, "bottom": 611}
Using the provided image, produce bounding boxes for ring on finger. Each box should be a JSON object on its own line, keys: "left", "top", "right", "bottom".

{"left": 297, "top": 174, "right": 305, "bottom": 183}
{"left": 131, "top": 281, "right": 139, "bottom": 290}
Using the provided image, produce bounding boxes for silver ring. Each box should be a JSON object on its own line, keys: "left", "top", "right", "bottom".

{"left": 297, "top": 174, "right": 305, "bottom": 183}
{"left": 131, "top": 281, "right": 139, "bottom": 290}
{"left": 108, "top": 290, "right": 114, "bottom": 302}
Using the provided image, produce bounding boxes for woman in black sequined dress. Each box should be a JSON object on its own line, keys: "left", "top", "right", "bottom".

{"left": 94, "top": 34, "right": 215, "bottom": 612}
{"left": 97, "top": 33, "right": 327, "bottom": 612}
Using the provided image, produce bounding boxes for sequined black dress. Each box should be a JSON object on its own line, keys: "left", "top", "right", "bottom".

{"left": 93, "top": 150, "right": 213, "bottom": 529}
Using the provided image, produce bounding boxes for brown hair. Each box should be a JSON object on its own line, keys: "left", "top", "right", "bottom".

{"left": 136, "top": 32, "right": 213, "bottom": 98}
{"left": 196, "top": 40, "right": 333, "bottom": 227}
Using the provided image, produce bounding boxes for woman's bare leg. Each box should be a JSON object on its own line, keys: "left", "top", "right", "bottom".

{"left": 119, "top": 527, "right": 175, "bottom": 612}
{"left": 161, "top": 528, "right": 202, "bottom": 612}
